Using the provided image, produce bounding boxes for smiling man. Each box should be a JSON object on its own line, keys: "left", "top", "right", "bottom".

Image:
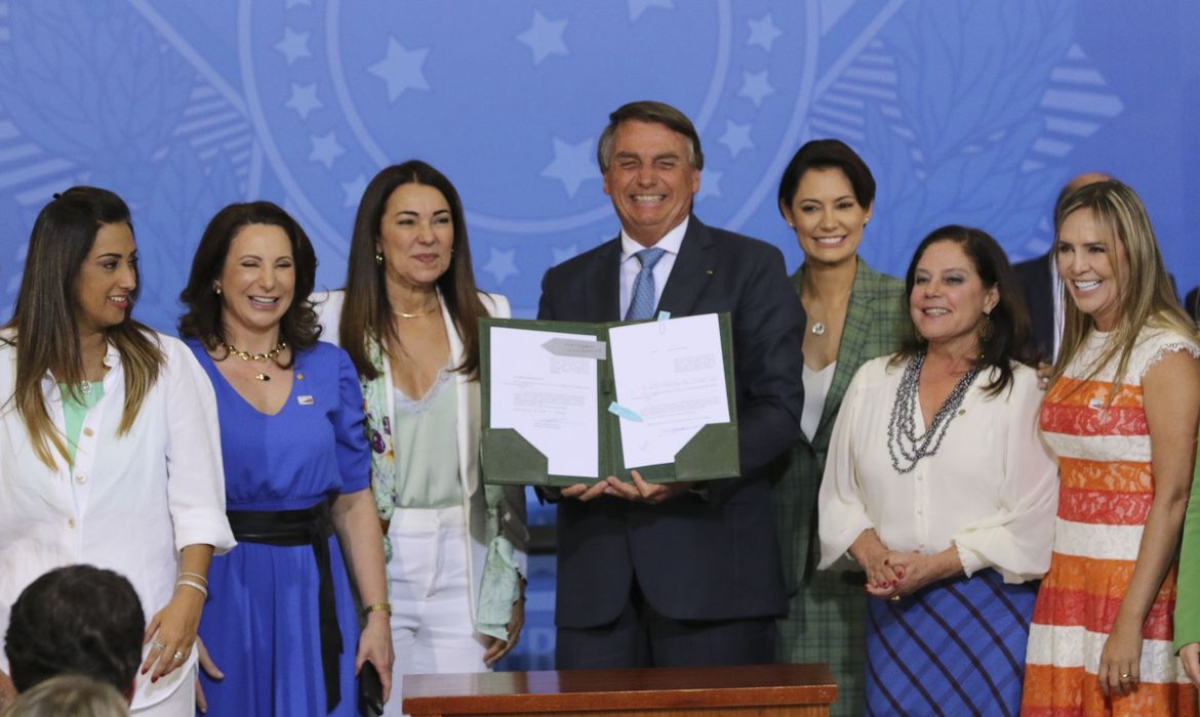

{"left": 537, "top": 100, "right": 805, "bottom": 668}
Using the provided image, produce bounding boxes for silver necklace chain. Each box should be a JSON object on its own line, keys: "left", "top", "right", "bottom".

{"left": 887, "top": 351, "right": 979, "bottom": 474}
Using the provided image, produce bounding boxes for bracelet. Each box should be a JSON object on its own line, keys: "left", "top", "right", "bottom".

{"left": 176, "top": 579, "right": 208, "bottom": 598}
{"left": 179, "top": 572, "right": 209, "bottom": 584}
{"left": 362, "top": 602, "right": 392, "bottom": 618}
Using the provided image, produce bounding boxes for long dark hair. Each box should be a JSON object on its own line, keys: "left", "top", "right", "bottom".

{"left": 894, "top": 225, "right": 1036, "bottom": 396}
{"left": 178, "top": 201, "right": 322, "bottom": 364}
{"left": 341, "top": 160, "right": 489, "bottom": 380}
{"left": 4, "top": 187, "right": 164, "bottom": 467}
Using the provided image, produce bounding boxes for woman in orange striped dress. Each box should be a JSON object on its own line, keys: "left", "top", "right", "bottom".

{"left": 1022, "top": 180, "right": 1200, "bottom": 716}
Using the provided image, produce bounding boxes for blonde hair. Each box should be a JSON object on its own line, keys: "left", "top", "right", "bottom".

{"left": 0, "top": 675, "right": 129, "bottom": 717}
{"left": 1052, "top": 180, "right": 1197, "bottom": 399}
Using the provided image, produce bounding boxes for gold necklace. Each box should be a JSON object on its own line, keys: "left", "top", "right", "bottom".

{"left": 225, "top": 340, "right": 287, "bottom": 381}
{"left": 391, "top": 304, "right": 439, "bottom": 319}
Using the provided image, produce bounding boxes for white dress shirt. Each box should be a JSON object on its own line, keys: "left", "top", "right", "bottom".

{"left": 818, "top": 355, "right": 1058, "bottom": 583}
{"left": 618, "top": 217, "right": 689, "bottom": 319}
{"left": 0, "top": 330, "right": 234, "bottom": 709}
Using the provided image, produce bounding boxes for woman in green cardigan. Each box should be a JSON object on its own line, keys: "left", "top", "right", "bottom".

{"left": 1177, "top": 439, "right": 1200, "bottom": 688}
{"left": 772, "top": 139, "right": 909, "bottom": 717}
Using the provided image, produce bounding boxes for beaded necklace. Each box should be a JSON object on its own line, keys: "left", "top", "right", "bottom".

{"left": 887, "top": 350, "right": 979, "bottom": 474}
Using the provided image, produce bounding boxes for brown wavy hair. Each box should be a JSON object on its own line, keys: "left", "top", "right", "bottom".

{"left": 178, "top": 201, "right": 322, "bottom": 364}
{"left": 340, "top": 160, "right": 489, "bottom": 381}
{"left": 893, "top": 224, "right": 1036, "bottom": 396}
{"left": 3, "top": 187, "right": 164, "bottom": 468}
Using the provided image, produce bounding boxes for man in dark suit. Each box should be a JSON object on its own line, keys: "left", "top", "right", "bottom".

{"left": 1014, "top": 171, "right": 1111, "bottom": 365}
{"left": 538, "top": 101, "right": 805, "bottom": 669}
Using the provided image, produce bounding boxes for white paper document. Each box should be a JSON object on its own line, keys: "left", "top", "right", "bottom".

{"left": 488, "top": 326, "right": 599, "bottom": 478}
{"left": 607, "top": 314, "right": 730, "bottom": 469}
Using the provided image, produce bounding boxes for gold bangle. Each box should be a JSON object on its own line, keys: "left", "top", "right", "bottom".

{"left": 362, "top": 602, "right": 392, "bottom": 617}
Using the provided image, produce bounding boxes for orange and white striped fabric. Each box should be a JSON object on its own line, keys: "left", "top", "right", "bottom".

{"left": 1022, "top": 326, "right": 1200, "bottom": 716}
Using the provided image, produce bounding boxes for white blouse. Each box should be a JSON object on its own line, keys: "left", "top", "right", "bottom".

{"left": 0, "top": 331, "right": 235, "bottom": 708}
{"left": 818, "top": 355, "right": 1058, "bottom": 584}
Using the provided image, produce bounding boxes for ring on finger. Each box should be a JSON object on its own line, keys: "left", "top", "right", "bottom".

{"left": 1119, "top": 672, "right": 1132, "bottom": 682}
{"left": 173, "top": 650, "right": 186, "bottom": 662}
{"left": 151, "top": 641, "right": 166, "bottom": 652}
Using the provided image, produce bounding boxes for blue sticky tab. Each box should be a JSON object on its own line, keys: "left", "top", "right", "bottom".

{"left": 607, "top": 402, "right": 643, "bottom": 422}
{"left": 656, "top": 311, "right": 671, "bottom": 322}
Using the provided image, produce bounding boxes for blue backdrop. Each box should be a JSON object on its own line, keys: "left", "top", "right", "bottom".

{"left": 1, "top": 0, "right": 1197, "bottom": 670}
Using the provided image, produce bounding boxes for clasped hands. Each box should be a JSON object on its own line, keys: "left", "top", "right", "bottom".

{"left": 560, "top": 470, "right": 693, "bottom": 505}
{"left": 850, "top": 529, "right": 960, "bottom": 601}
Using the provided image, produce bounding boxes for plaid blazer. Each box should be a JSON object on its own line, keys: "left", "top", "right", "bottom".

{"left": 773, "top": 259, "right": 909, "bottom": 593}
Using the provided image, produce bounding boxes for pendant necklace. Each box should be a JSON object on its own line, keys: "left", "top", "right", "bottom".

{"left": 225, "top": 339, "right": 287, "bottom": 381}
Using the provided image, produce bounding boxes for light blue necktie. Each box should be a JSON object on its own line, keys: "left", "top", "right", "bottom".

{"left": 625, "top": 247, "right": 666, "bottom": 320}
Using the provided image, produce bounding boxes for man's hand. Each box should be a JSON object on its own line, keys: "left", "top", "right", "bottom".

{"left": 559, "top": 471, "right": 693, "bottom": 504}
{"left": 601, "top": 470, "right": 693, "bottom": 504}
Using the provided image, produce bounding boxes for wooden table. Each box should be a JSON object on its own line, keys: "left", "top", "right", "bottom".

{"left": 403, "top": 663, "right": 837, "bottom": 716}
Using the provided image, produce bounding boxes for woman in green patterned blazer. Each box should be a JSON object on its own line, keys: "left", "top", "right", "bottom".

{"left": 773, "top": 139, "right": 909, "bottom": 716}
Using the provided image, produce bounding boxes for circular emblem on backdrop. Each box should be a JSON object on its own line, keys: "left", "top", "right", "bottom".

{"left": 235, "top": 1, "right": 847, "bottom": 308}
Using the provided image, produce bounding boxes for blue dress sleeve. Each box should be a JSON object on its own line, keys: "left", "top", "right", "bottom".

{"left": 332, "top": 346, "right": 370, "bottom": 494}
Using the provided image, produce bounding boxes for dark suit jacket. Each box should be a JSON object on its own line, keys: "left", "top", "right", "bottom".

{"left": 538, "top": 216, "right": 805, "bottom": 627}
{"left": 1013, "top": 253, "right": 1056, "bottom": 365}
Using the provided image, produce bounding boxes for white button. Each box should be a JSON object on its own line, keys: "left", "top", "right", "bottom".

{"left": 75, "top": 474, "right": 88, "bottom": 484}
{"left": 67, "top": 518, "right": 76, "bottom": 529}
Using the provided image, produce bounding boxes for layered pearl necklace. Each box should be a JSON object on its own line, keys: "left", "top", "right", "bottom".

{"left": 887, "top": 351, "right": 979, "bottom": 474}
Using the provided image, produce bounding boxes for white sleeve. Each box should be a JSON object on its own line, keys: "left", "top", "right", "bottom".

{"left": 162, "top": 337, "right": 236, "bottom": 554}
{"left": 951, "top": 369, "right": 1059, "bottom": 583}
{"left": 817, "top": 362, "right": 877, "bottom": 571}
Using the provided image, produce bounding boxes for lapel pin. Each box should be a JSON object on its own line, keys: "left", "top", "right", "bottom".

{"left": 298, "top": 395, "right": 314, "bottom": 406}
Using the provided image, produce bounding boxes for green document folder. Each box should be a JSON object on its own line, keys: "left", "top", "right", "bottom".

{"left": 479, "top": 313, "right": 739, "bottom": 487}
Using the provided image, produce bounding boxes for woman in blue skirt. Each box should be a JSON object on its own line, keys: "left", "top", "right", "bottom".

{"left": 817, "top": 226, "right": 1058, "bottom": 716}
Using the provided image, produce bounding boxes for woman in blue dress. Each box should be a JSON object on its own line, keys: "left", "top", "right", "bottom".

{"left": 178, "top": 201, "right": 392, "bottom": 715}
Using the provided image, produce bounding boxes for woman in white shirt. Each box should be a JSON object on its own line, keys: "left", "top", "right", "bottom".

{"left": 0, "top": 187, "right": 234, "bottom": 715}
{"left": 316, "top": 160, "right": 527, "bottom": 717}
{"left": 818, "top": 225, "right": 1058, "bottom": 716}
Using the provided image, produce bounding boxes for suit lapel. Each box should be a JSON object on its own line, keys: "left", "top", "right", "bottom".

{"left": 658, "top": 217, "right": 713, "bottom": 316}
{"left": 818, "top": 261, "right": 885, "bottom": 436}
{"left": 587, "top": 239, "right": 623, "bottom": 322}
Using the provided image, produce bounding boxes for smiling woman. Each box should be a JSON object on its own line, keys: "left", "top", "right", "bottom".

{"left": 178, "top": 202, "right": 393, "bottom": 716}
{"left": 1023, "top": 180, "right": 1200, "bottom": 715}
{"left": 817, "top": 225, "right": 1056, "bottom": 716}
{"left": 0, "top": 186, "right": 235, "bottom": 716}
{"left": 771, "top": 139, "right": 908, "bottom": 717}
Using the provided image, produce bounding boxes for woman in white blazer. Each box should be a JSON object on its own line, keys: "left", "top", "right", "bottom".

{"left": 316, "top": 161, "right": 527, "bottom": 716}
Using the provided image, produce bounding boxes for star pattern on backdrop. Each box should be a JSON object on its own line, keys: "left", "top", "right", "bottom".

{"left": 628, "top": 0, "right": 675, "bottom": 22}
{"left": 517, "top": 10, "right": 568, "bottom": 66}
{"left": 717, "top": 121, "right": 754, "bottom": 157}
{"left": 541, "top": 136, "right": 596, "bottom": 198}
{"left": 286, "top": 83, "right": 321, "bottom": 120}
{"left": 747, "top": 14, "right": 783, "bottom": 52}
{"left": 551, "top": 244, "right": 579, "bottom": 266}
{"left": 696, "top": 169, "right": 722, "bottom": 200}
{"left": 341, "top": 175, "right": 367, "bottom": 208}
{"left": 369, "top": 38, "right": 430, "bottom": 102}
{"left": 274, "top": 27, "right": 311, "bottom": 65}
{"left": 309, "top": 131, "right": 345, "bottom": 169}
{"left": 484, "top": 247, "right": 518, "bottom": 285}
{"left": 738, "top": 70, "right": 774, "bottom": 107}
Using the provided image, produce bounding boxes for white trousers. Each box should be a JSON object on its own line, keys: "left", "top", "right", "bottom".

{"left": 385, "top": 507, "right": 488, "bottom": 717}
{"left": 132, "top": 664, "right": 195, "bottom": 716}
